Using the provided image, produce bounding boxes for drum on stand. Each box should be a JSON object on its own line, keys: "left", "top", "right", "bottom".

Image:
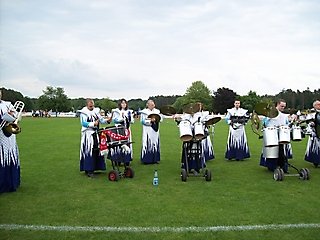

{"left": 263, "top": 127, "right": 278, "bottom": 147}
{"left": 179, "top": 120, "right": 193, "bottom": 142}
{"left": 292, "top": 126, "right": 302, "bottom": 141}
{"left": 194, "top": 122, "right": 204, "bottom": 141}
{"left": 278, "top": 126, "right": 290, "bottom": 144}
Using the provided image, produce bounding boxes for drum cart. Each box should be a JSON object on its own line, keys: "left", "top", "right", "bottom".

{"left": 180, "top": 138, "right": 212, "bottom": 182}
{"left": 98, "top": 125, "right": 134, "bottom": 181}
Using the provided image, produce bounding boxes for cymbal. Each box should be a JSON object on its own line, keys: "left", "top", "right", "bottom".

{"left": 183, "top": 103, "right": 200, "bottom": 114}
{"left": 205, "top": 116, "right": 221, "bottom": 126}
{"left": 160, "top": 105, "right": 176, "bottom": 116}
{"left": 250, "top": 112, "right": 260, "bottom": 130}
{"left": 254, "top": 102, "right": 279, "bottom": 118}
{"left": 148, "top": 113, "right": 161, "bottom": 123}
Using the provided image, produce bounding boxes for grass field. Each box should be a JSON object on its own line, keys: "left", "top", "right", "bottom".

{"left": 0, "top": 117, "right": 319, "bottom": 240}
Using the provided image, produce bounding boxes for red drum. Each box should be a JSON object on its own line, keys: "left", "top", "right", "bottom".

{"left": 194, "top": 122, "right": 204, "bottom": 140}
{"left": 99, "top": 125, "right": 130, "bottom": 152}
{"left": 179, "top": 120, "right": 193, "bottom": 142}
{"left": 278, "top": 126, "right": 290, "bottom": 144}
{"left": 263, "top": 127, "right": 278, "bottom": 147}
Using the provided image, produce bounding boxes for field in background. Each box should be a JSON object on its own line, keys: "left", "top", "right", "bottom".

{"left": 0, "top": 117, "right": 319, "bottom": 240}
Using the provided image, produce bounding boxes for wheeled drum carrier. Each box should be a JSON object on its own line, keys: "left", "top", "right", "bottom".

{"left": 262, "top": 126, "right": 310, "bottom": 181}
{"left": 99, "top": 125, "right": 134, "bottom": 181}
{"left": 179, "top": 120, "right": 212, "bottom": 182}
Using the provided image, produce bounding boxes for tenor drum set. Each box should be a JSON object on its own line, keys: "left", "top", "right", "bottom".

{"left": 162, "top": 103, "right": 221, "bottom": 182}
{"left": 254, "top": 102, "right": 310, "bottom": 181}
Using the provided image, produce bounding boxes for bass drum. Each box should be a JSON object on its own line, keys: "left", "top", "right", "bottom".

{"left": 179, "top": 120, "right": 193, "bottom": 142}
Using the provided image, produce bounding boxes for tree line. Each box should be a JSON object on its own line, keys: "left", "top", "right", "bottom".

{"left": 1, "top": 83, "right": 319, "bottom": 114}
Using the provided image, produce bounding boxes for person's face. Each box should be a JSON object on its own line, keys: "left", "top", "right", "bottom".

{"left": 87, "top": 101, "right": 94, "bottom": 111}
{"left": 234, "top": 101, "right": 240, "bottom": 109}
{"left": 147, "top": 100, "right": 155, "bottom": 110}
{"left": 277, "top": 101, "right": 286, "bottom": 112}
{"left": 120, "top": 101, "right": 127, "bottom": 109}
{"left": 314, "top": 101, "right": 320, "bottom": 110}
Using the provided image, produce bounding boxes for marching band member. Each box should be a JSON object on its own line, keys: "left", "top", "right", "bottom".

{"left": 225, "top": 100, "right": 250, "bottom": 161}
{"left": 79, "top": 98, "right": 111, "bottom": 178}
{"left": 304, "top": 100, "right": 320, "bottom": 167}
{"left": 0, "top": 90, "right": 21, "bottom": 193}
{"left": 177, "top": 102, "right": 213, "bottom": 173}
{"left": 110, "top": 98, "right": 134, "bottom": 165}
{"left": 259, "top": 99, "right": 292, "bottom": 172}
{"left": 140, "top": 99, "right": 162, "bottom": 164}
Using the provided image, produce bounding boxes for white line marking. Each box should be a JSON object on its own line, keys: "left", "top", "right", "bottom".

{"left": 0, "top": 223, "right": 319, "bottom": 233}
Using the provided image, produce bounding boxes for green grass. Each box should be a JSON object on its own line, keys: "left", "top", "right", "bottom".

{"left": 0, "top": 117, "right": 319, "bottom": 240}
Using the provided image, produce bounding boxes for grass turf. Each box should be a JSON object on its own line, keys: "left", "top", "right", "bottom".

{"left": 0, "top": 117, "right": 319, "bottom": 240}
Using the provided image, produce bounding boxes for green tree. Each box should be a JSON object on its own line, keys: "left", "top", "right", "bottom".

{"left": 38, "top": 86, "right": 71, "bottom": 112}
{"left": 240, "top": 91, "right": 261, "bottom": 112}
{"left": 184, "top": 81, "right": 212, "bottom": 111}
{"left": 95, "top": 98, "right": 117, "bottom": 113}
{"left": 213, "top": 87, "right": 237, "bottom": 114}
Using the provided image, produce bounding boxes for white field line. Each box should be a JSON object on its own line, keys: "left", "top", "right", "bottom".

{"left": 0, "top": 223, "right": 319, "bottom": 233}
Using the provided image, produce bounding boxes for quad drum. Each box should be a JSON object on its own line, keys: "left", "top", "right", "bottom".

{"left": 278, "top": 126, "right": 291, "bottom": 144}
{"left": 292, "top": 126, "right": 302, "bottom": 141}
{"left": 179, "top": 120, "right": 193, "bottom": 142}
{"left": 263, "top": 127, "right": 278, "bottom": 147}
{"left": 194, "top": 122, "right": 205, "bottom": 140}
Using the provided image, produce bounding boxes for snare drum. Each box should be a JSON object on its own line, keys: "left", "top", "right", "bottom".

{"left": 278, "top": 125, "right": 290, "bottom": 144}
{"left": 292, "top": 126, "right": 302, "bottom": 141}
{"left": 194, "top": 122, "right": 204, "bottom": 140}
{"left": 179, "top": 120, "right": 193, "bottom": 142}
{"left": 263, "top": 127, "right": 278, "bottom": 147}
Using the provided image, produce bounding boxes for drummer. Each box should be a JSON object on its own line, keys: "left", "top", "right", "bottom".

{"left": 140, "top": 99, "right": 162, "bottom": 164}
{"left": 304, "top": 100, "right": 320, "bottom": 167}
{"left": 259, "top": 99, "right": 292, "bottom": 172}
{"left": 225, "top": 100, "right": 250, "bottom": 161}
{"left": 110, "top": 98, "right": 134, "bottom": 165}
{"left": 176, "top": 103, "right": 214, "bottom": 173}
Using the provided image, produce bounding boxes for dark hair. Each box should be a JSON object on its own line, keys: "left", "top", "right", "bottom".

{"left": 276, "top": 98, "right": 286, "bottom": 106}
{"left": 118, "top": 98, "right": 128, "bottom": 110}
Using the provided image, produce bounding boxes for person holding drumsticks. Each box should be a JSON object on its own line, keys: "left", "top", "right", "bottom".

{"left": 78, "top": 98, "right": 112, "bottom": 178}
{"left": 304, "top": 100, "right": 320, "bottom": 167}
{"left": 225, "top": 100, "right": 250, "bottom": 161}
{"left": 140, "top": 99, "right": 162, "bottom": 164}
{"left": 259, "top": 99, "right": 292, "bottom": 172}
{"left": 111, "top": 98, "right": 134, "bottom": 165}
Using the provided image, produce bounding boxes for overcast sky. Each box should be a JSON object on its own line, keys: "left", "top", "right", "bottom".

{"left": 1, "top": 0, "right": 319, "bottom": 99}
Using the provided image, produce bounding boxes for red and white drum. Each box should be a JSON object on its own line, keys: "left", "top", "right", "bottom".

{"left": 179, "top": 120, "right": 193, "bottom": 142}
{"left": 263, "top": 127, "right": 278, "bottom": 147}
{"left": 292, "top": 126, "right": 302, "bottom": 141}
{"left": 194, "top": 122, "right": 204, "bottom": 140}
{"left": 278, "top": 125, "right": 290, "bottom": 144}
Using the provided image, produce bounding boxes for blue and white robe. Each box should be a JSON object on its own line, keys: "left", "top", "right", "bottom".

{"left": 0, "top": 100, "right": 20, "bottom": 193}
{"left": 259, "top": 111, "right": 292, "bottom": 171}
{"left": 79, "top": 107, "right": 108, "bottom": 172}
{"left": 140, "top": 108, "right": 161, "bottom": 164}
{"left": 304, "top": 112, "right": 320, "bottom": 166}
{"left": 109, "top": 108, "right": 134, "bottom": 164}
{"left": 225, "top": 108, "right": 250, "bottom": 160}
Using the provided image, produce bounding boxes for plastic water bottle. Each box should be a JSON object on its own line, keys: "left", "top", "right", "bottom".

{"left": 153, "top": 170, "right": 159, "bottom": 186}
